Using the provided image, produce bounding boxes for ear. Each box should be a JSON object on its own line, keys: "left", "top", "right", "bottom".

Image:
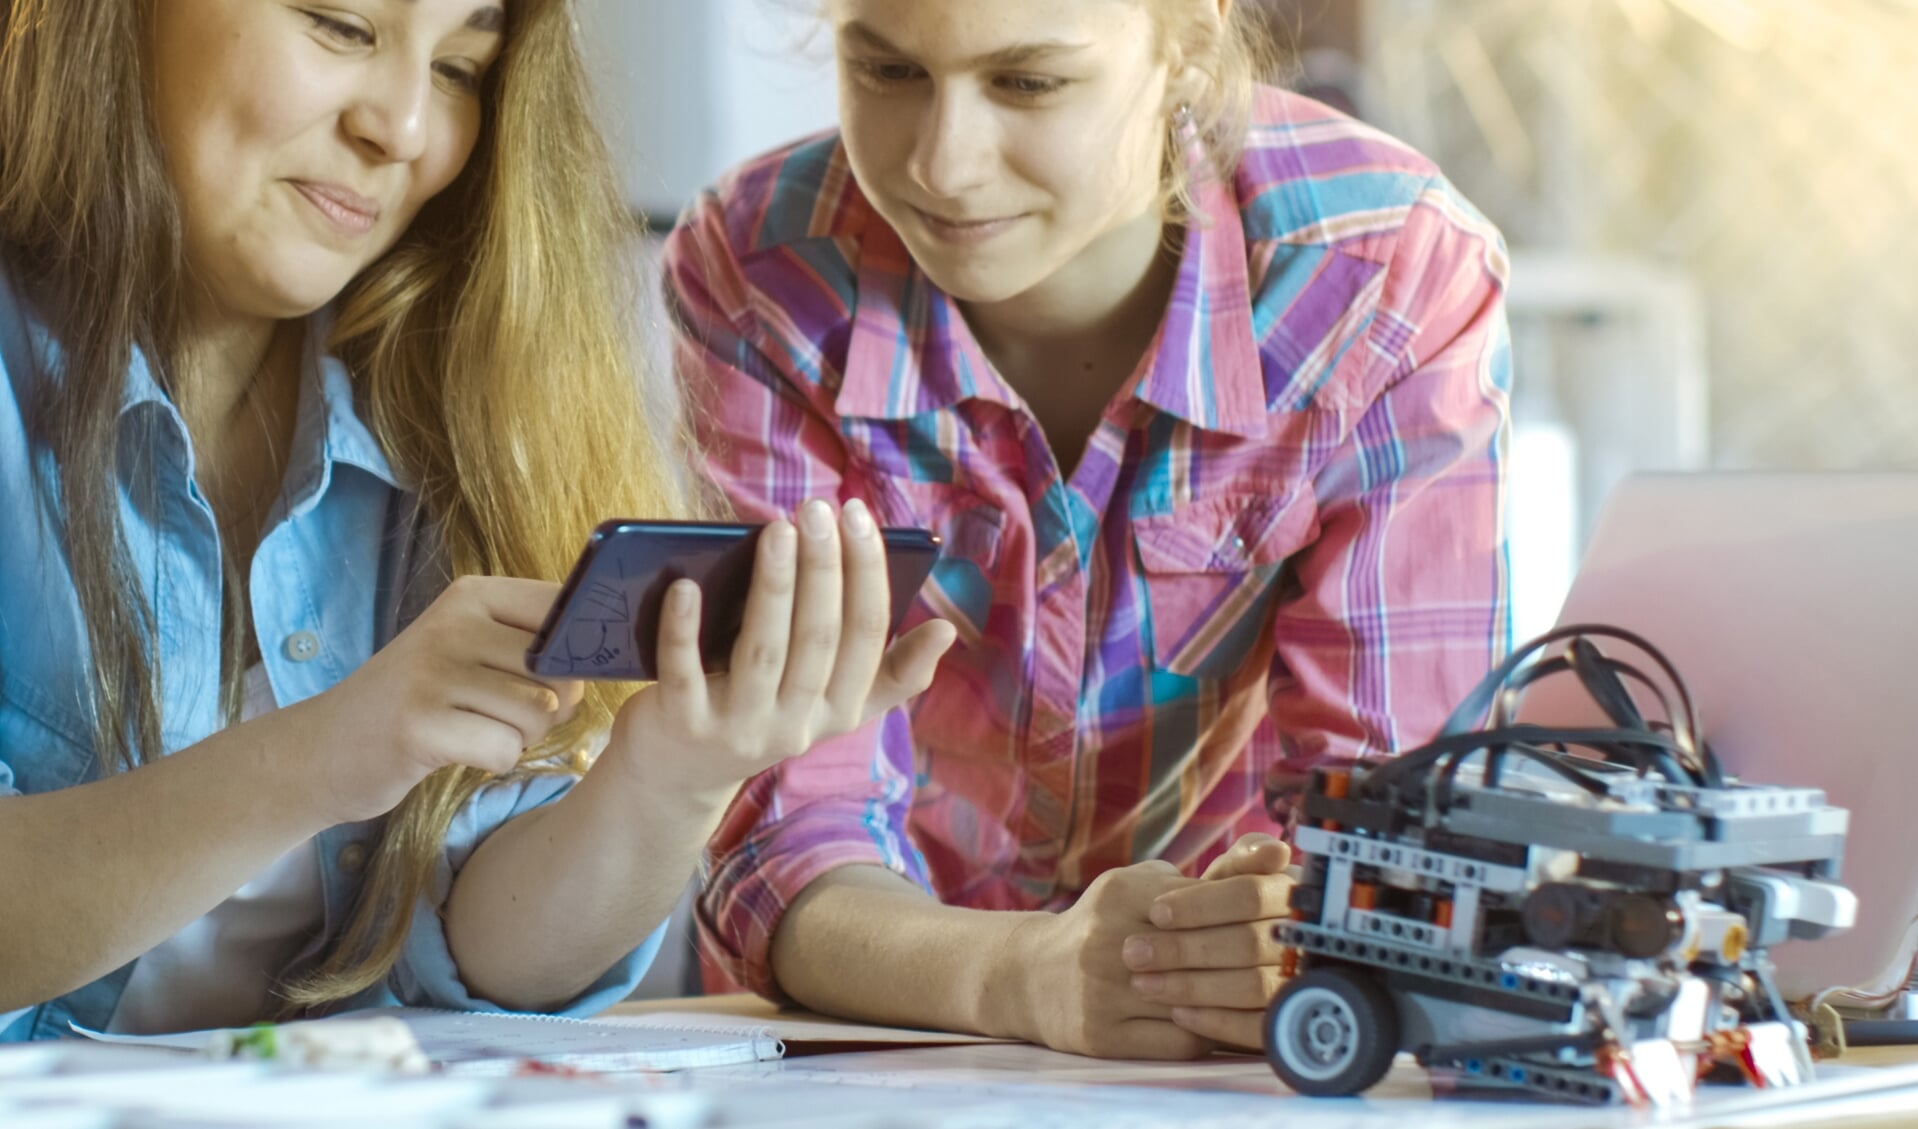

{"left": 1162, "top": 0, "right": 1233, "bottom": 110}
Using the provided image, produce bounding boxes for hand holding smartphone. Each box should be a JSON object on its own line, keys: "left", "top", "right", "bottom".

{"left": 525, "top": 519, "right": 941, "bottom": 681}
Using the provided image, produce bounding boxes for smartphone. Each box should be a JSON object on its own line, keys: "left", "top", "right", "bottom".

{"left": 525, "top": 519, "right": 942, "bottom": 681}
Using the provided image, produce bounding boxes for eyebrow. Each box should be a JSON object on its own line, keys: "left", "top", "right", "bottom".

{"left": 840, "top": 21, "right": 1091, "bottom": 67}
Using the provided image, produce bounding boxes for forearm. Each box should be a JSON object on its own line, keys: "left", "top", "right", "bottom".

{"left": 768, "top": 865, "right": 1046, "bottom": 1040}
{"left": 443, "top": 757, "right": 728, "bottom": 1012}
{"left": 0, "top": 706, "right": 334, "bottom": 1012}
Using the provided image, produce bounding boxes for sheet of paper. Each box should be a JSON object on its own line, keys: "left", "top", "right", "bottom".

{"left": 0, "top": 1045, "right": 66, "bottom": 1078}
{"left": 605, "top": 995, "right": 1017, "bottom": 1048}
{"left": 382, "top": 1008, "right": 781, "bottom": 1073}
{"left": 73, "top": 1007, "right": 783, "bottom": 1075}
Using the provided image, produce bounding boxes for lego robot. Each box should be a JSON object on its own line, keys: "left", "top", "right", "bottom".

{"left": 1263, "top": 625, "right": 1856, "bottom": 1107}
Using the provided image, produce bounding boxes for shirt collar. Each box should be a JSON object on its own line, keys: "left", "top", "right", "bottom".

{"left": 1127, "top": 174, "right": 1267, "bottom": 436}
{"left": 119, "top": 340, "right": 170, "bottom": 415}
{"left": 303, "top": 308, "right": 404, "bottom": 493}
{"left": 279, "top": 311, "right": 409, "bottom": 520}
{"left": 115, "top": 309, "right": 407, "bottom": 505}
{"left": 839, "top": 209, "right": 1013, "bottom": 420}
{"left": 836, "top": 159, "right": 1267, "bottom": 438}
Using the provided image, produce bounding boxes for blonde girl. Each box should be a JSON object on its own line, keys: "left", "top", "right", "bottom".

{"left": 0, "top": 0, "right": 951, "bottom": 1039}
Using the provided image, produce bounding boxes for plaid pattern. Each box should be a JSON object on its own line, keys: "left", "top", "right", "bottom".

{"left": 663, "top": 88, "right": 1512, "bottom": 996}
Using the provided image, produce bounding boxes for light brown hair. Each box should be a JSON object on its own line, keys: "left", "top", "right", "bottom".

{"left": 0, "top": 0, "right": 690, "bottom": 1007}
{"left": 1149, "top": 0, "right": 1283, "bottom": 221}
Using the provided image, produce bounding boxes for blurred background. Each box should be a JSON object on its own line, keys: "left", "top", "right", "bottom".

{"left": 578, "top": 0, "right": 1918, "bottom": 998}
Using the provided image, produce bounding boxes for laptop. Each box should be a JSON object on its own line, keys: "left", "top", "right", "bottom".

{"left": 1520, "top": 472, "right": 1918, "bottom": 1006}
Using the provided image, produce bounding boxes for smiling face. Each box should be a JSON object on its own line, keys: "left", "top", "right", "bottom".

{"left": 828, "top": 0, "right": 1177, "bottom": 306}
{"left": 147, "top": 0, "right": 506, "bottom": 322}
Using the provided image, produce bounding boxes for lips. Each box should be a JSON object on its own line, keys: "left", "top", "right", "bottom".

{"left": 911, "top": 206, "right": 1024, "bottom": 244}
{"left": 290, "top": 180, "right": 382, "bottom": 236}
{"left": 919, "top": 209, "right": 1006, "bottom": 227}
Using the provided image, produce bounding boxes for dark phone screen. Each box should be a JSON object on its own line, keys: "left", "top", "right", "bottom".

{"left": 526, "top": 521, "right": 940, "bottom": 681}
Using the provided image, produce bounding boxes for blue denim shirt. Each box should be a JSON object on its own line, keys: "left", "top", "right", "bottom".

{"left": 0, "top": 265, "right": 661, "bottom": 1041}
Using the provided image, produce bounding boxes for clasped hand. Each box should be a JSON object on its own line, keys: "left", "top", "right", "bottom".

{"left": 1124, "top": 833, "right": 1296, "bottom": 1053}
{"left": 1011, "top": 833, "right": 1295, "bottom": 1059}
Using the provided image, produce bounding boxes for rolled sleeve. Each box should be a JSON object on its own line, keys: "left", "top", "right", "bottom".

{"left": 389, "top": 772, "right": 664, "bottom": 1015}
{"left": 696, "top": 711, "right": 928, "bottom": 998}
{"left": 665, "top": 196, "right": 929, "bottom": 997}
{"left": 1266, "top": 175, "right": 1513, "bottom": 819}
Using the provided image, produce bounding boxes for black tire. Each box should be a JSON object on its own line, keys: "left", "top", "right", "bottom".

{"left": 1265, "top": 966, "right": 1401, "bottom": 1096}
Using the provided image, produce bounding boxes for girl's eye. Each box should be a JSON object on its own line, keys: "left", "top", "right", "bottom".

{"left": 305, "top": 11, "right": 374, "bottom": 47}
{"left": 998, "top": 75, "right": 1068, "bottom": 99}
{"left": 434, "top": 61, "right": 483, "bottom": 93}
{"left": 854, "top": 60, "right": 923, "bottom": 86}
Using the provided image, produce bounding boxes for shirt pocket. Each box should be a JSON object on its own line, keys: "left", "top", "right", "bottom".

{"left": 869, "top": 484, "right": 1006, "bottom": 646}
{"left": 1132, "top": 492, "right": 1320, "bottom": 680}
{"left": 0, "top": 670, "right": 99, "bottom": 794}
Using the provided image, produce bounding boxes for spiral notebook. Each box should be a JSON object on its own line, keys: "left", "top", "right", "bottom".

{"left": 75, "top": 1006, "right": 785, "bottom": 1075}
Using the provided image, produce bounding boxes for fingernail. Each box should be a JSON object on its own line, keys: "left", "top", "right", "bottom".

{"left": 842, "top": 498, "right": 875, "bottom": 539}
{"left": 1171, "top": 1007, "right": 1195, "bottom": 1024}
{"left": 1149, "top": 902, "right": 1174, "bottom": 928}
{"left": 671, "top": 580, "right": 697, "bottom": 615}
{"left": 1122, "top": 936, "right": 1153, "bottom": 970}
{"left": 798, "top": 499, "right": 834, "bottom": 540}
{"left": 1132, "top": 973, "right": 1165, "bottom": 997}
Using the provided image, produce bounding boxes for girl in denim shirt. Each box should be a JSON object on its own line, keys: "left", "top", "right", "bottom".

{"left": 0, "top": 0, "right": 954, "bottom": 1040}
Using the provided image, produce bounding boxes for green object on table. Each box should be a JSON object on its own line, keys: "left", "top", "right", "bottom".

{"left": 229, "top": 1023, "right": 279, "bottom": 1060}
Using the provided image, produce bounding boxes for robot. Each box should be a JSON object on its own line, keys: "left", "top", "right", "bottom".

{"left": 1262, "top": 626, "right": 1856, "bottom": 1107}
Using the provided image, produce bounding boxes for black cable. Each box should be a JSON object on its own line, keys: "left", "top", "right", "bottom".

{"left": 1358, "top": 725, "right": 1690, "bottom": 798}
{"left": 1359, "top": 627, "right": 1717, "bottom": 822}
{"left": 1439, "top": 625, "right": 1705, "bottom": 758}
{"left": 1568, "top": 650, "right": 1711, "bottom": 786}
{"left": 1570, "top": 637, "right": 1646, "bottom": 730}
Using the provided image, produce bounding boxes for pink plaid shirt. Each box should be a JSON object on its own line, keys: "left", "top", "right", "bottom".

{"left": 664, "top": 88, "right": 1512, "bottom": 996}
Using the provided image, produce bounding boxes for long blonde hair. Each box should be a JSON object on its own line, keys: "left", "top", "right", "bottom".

{"left": 0, "top": 0, "right": 689, "bottom": 1007}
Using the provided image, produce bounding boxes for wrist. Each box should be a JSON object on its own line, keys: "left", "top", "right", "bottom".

{"left": 586, "top": 726, "right": 738, "bottom": 825}
{"left": 222, "top": 702, "right": 357, "bottom": 833}
{"left": 970, "top": 910, "right": 1052, "bottom": 1041}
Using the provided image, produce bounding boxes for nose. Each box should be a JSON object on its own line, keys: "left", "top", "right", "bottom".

{"left": 907, "top": 84, "right": 994, "bottom": 201}
{"left": 342, "top": 54, "right": 432, "bottom": 164}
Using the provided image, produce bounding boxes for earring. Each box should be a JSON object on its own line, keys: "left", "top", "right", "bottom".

{"left": 1172, "top": 101, "right": 1195, "bottom": 128}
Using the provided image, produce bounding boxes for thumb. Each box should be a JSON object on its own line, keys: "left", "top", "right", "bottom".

{"left": 859, "top": 619, "right": 958, "bottom": 725}
{"left": 1200, "top": 833, "right": 1291, "bottom": 881}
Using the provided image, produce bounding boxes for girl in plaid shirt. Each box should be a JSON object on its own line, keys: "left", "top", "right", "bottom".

{"left": 666, "top": 0, "right": 1511, "bottom": 1057}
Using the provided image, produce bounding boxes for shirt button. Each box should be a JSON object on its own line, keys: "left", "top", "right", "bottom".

{"left": 338, "top": 843, "right": 368, "bottom": 873}
{"left": 283, "top": 631, "right": 321, "bottom": 663}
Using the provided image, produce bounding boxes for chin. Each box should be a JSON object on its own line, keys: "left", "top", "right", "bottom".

{"left": 909, "top": 251, "right": 1050, "bottom": 307}
{"left": 253, "top": 261, "right": 365, "bottom": 319}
